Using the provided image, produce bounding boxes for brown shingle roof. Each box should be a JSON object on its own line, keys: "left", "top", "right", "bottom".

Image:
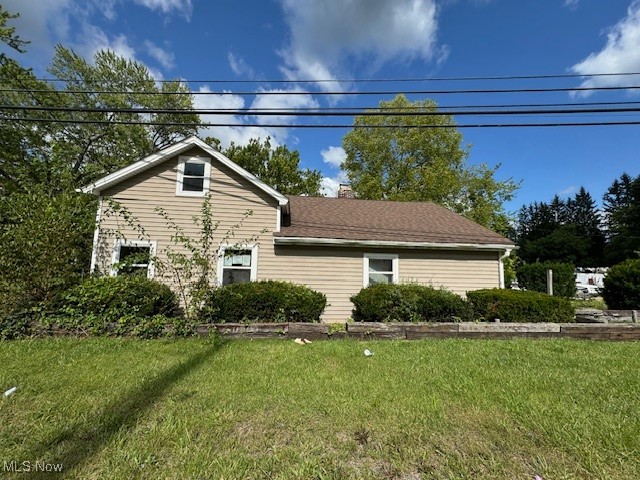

{"left": 275, "top": 196, "right": 514, "bottom": 246}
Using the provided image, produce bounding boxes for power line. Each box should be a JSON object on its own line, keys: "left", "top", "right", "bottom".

{"left": 3, "top": 116, "right": 640, "bottom": 128}
{"left": 3, "top": 84, "right": 640, "bottom": 96}
{"left": 32, "top": 71, "right": 640, "bottom": 84}
{"left": 4, "top": 104, "right": 640, "bottom": 117}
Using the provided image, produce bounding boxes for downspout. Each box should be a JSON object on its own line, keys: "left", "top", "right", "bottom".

{"left": 498, "top": 248, "right": 512, "bottom": 289}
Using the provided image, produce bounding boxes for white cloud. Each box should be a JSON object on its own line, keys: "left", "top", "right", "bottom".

{"left": 558, "top": 185, "right": 578, "bottom": 196}
{"left": 227, "top": 52, "right": 255, "bottom": 78}
{"left": 80, "top": 25, "right": 137, "bottom": 61}
{"left": 195, "top": 86, "right": 320, "bottom": 149}
{"left": 563, "top": 0, "right": 579, "bottom": 9}
{"left": 131, "top": 0, "right": 192, "bottom": 19}
{"left": 278, "top": 0, "right": 445, "bottom": 91}
{"left": 321, "top": 146, "right": 346, "bottom": 169}
{"left": 2, "top": 0, "right": 73, "bottom": 53}
{"left": 144, "top": 40, "right": 175, "bottom": 69}
{"left": 250, "top": 87, "right": 319, "bottom": 125}
{"left": 194, "top": 87, "right": 285, "bottom": 149}
{"left": 320, "top": 170, "right": 349, "bottom": 197}
{"left": 570, "top": 1, "right": 640, "bottom": 96}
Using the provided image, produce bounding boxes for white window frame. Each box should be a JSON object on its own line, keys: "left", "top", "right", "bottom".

{"left": 176, "top": 155, "right": 211, "bottom": 197}
{"left": 111, "top": 239, "right": 157, "bottom": 279}
{"left": 217, "top": 244, "right": 259, "bottom": 286}
{"left": 363, "top": 253, "right": 399, "bottom": 287}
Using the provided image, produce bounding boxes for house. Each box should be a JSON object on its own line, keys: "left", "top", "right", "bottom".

{"left": 82, "top": 136, "right": 515, "bottom": 322}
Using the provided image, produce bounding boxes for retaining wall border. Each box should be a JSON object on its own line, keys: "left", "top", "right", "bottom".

{"left": 197, "top": 322, "right": 640, "bottom": 341}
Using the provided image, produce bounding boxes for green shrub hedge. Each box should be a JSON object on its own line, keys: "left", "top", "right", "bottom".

{"left": 42, "top": 313, "right": 195, "bottom": 338}
{"left": 201, "top": 281, "right": 326, "bottom": 323}
{"left": 602, "top": 259, "right": 640, "bottom": 309}
{"left": 57, "top": 275, "right": 178, "bottom": 322}
{"left": 467, "top": 288, "right": 574, "bottom": 323}
{"left": 350, "top": 284, "right": 473, "bottom": 322}
{"left": 0, "top": 310, "right": 33, "bottom": 340}
{"left": 516, "top": 262, "right": 576, "bottom": 298}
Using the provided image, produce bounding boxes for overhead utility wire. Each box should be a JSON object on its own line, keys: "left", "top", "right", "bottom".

{"left": 3, "top": 84, "right": 640, "bottom": 96}
{"left": 6, "top": 100, "right": 640, "bottom": 112}
{"left": 4, "top": 117, "right": 640, "bottom": 128}
{"left": 4, "top": 105, "right": 640, "bottom": 116}
{"left": 33, "top": 71, "right": 640, "bottom": 84}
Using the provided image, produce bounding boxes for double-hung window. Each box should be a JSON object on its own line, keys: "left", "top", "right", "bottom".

{"left": 217, "top": 246, "right": 258, "bottom": 285}
{"left": 176, "top": 156, "right": 211, "bottom": 196}
{"left": 363, "top": 253, "right": 398, "bottom": 287}
{"left": 112, "top": 240, "right": 157, "bottom": 278}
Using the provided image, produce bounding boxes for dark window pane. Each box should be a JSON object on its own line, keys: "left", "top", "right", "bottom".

{"left": 119, "top": 246, "right": 150, "bottom": 264}
{"left": 184, "top": 162, "right": 205, "bottom": 176}
{"left": 222, "top": 268, "right": 251, "bottom": 285}
{"left": 183, "top": 177, "right": 204, "bottom": 191}
{"left": 369, "top": 258, "right": 392, "bottom": 273}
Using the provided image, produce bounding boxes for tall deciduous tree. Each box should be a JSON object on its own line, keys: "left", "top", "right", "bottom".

{"left": 342, "top": 94, "right": 519, "bottom": 233}
{"left": 205, "top": 136, "right": 322, "bottom": 196}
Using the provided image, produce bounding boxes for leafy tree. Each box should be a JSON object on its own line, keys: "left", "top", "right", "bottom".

{"left": 205, "top": 136, "right": 322, "bottom": 195}
{"left": 0, "top": 188, "right": 95, "bottom": 315}
{"left": 515, "top": 188, "right": 605, "bottom": 266}
{"left": 47, "top": 46, "right": 199, "bottom": 189}
{"left": 342, "top": 94, "right": 519, "bottom": 232}
{"left": 603, "top": 173, "right": 640, "bottom": 264}
{"left": 0, "top": 6, "right": 28, "bottom": 55}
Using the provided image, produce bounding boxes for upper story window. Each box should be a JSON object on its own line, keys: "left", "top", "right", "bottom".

{"left": 363, "top": 253, "right": 398, "bottom": 287}
{"left": 176, "top": 156, "right": 211, "bottom": 196}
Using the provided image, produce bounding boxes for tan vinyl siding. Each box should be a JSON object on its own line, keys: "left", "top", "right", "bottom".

{"left": 398, "top": 250, "right": 500, "bottom": 296}
{"left": 261, "top": 247, "right": 364, "bottom": 323}
{"left": 261, "top": 247, "right": 500, "bottom": 322}
{"left": 95, "top": 146, "right": 279, "bottom": 288}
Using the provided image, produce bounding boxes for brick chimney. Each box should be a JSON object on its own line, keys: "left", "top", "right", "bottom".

{"left": 338, "top": 184, "right": 355, "bottom": 199}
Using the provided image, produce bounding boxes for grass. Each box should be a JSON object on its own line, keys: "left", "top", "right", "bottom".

{"left": 1, "top": 338, "right": 639, "bottom": 479}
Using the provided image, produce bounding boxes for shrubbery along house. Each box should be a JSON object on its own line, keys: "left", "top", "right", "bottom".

{"left": 82, "top": 136, "right": 515, "bottom": 322}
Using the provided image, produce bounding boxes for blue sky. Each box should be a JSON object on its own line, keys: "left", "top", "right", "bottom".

{"left": 6, "top": 0, "right": 640, "bottom": 212}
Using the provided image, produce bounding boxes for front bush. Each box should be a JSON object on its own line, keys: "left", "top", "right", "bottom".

{"left": 0, "top": 311, "right": 33, "bottom": 340}
{"left": 467, "top": 288, "right": 574, "bottom": 323}
{"left": 201, "top": 281, "right": 326, "bottom": 323}
{"left": 602, "top": 259, "right": 640, "bottom": 309}
{"left": 350, "top": 284, "right": 472, "bottom": 322}
{"left": 517, "top": 262, "right": 576, "bottom": 298}
{"left": 58, "top": 275, "right": 178, "bottom": 322}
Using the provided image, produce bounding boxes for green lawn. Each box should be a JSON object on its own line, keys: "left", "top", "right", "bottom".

{"left": 1, "top": 338, "right": 639, "bottom": 479}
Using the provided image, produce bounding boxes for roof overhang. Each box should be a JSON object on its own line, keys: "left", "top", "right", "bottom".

{"left": 78, "top": 136, "right": 289, "bottom": 206}
{"left": 273, "top": 236, "right": 516, "bottom": 251}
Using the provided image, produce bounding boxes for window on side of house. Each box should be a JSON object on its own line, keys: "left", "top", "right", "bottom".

{"left": 363, "top": 253, "right": 398, "bottom": 287}
{"left": 112, "top": 240, "right": 156, "bottom": 278}
{"left": 176, "top": 156, "right": 211, "bottom": 196}
{"left": 218, "top": 246, "right": 258, "bottom": 286}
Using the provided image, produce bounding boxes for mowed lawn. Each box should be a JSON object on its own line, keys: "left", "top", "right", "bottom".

{"left": 1, "top": 338, "right": 639, "bottom": 479}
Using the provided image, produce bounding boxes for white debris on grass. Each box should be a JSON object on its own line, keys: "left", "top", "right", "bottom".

{"left": 364, "top": 349, "right": 374, "bottom": 357}
{"left": 4, "top": 386, "right": 17, "bottom": 397}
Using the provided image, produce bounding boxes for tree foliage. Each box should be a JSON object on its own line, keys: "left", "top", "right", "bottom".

{"left": 342, "top": 94, "right": 519, "bottom": 232}
{"left": 205, "top": 136, "right": 322, "bottom": 196}
{"left": 515, "top": 188, "right": 605, "bottom": 266}
{"left": 0, "top": 188, "right": 95, "bottom": 315}
{"left": 603, "top": 173, "right": 640, "bottom": 264}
